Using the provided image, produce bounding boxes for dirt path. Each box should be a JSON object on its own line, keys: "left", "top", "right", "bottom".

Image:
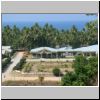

{"left": 2, "top": 52, "right": 24, "bottom": 81}
{"left": 2, "top": 76, "right": 61, "bottom": 82}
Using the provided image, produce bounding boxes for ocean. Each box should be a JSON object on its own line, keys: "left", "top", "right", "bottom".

{"left": 2, "top": 21, "right": 89, "bottom": 30}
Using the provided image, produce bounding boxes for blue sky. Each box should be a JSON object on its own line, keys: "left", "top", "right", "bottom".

{"left": 2, "top": 14, "right": 97, "bottom": 22}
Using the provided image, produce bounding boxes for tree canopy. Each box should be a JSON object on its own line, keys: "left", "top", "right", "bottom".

{"left": 2, "top": 20, "right": 98, "bottom": 50}
{"left": 61, "top": 55, "right": 98, "bottom": 86}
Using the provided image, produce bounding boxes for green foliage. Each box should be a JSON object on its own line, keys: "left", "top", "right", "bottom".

{"left": 61, "top": 72, "right": 77, "bottom": 86}
{"left": 73, "top": 55, "right": 88, "bottom": 75}
{"left": 2, "top": 54, "right": 9, "bottom": 59}
{"left": 2, "top": 20, "right": 98, "bottom": 50}
{"left": 2, "top": 57, "right": 11, "bottom": 72}
{"left": 86, "top": 56, "right": 98, "bottom": 78}
{"left": 13, "top": 58, "right": 26, "bottom": 70}
{"left": 61, "top": 55, "right": 98, "bottom": 86}
{"left": 52, "top": 67, "right": 61, "bottom": 76}
{"left": 23, "top": 63, "right": 32, "bottom": 72}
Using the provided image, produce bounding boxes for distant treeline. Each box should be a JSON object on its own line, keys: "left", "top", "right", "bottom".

{"left": 2, "top": 20, "right": 98, "bottom": 50}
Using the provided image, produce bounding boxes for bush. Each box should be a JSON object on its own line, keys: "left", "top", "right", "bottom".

{"left": 38, "top": 76, "right": 44, "bottom": 85}
{"left": 61, "top": 72, "right": 77, "bottom": 86}
{"left": 73, "top": 55, "right": 88, "bottom": 75}
{"left": 2, "top": 54, "right": 9, "bottom": 59}
{"left": 64, "top": 64, "right": 68, "bottom": 68}
{"left": 61, "top": 55, "right": 98, "bottom": 86}
{"left": 13, "top": 58, "right": 26, "bottom": 70}
{"left": 24, "top": 63, "right": 32, "bottom": 72}
{"left": 2, "top": 57, "right": 11, "bottom": 72}
{"left": 10, "top": 50, "right": 15, "bottom": 57}
{"left": 52, "top": 68, "right": 61, "bottom": 76}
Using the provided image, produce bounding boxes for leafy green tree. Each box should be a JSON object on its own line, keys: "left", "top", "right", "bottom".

{"left": 61, "top": 55, "right": 98, "bottom": 86}
{"left": 61, "top": 72, "right": 77, "bottom": 86}
{"left": 73, "top": 55, "right": 88, "bottom": 75}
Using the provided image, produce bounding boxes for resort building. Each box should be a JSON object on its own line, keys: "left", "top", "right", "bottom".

{"left": 2, "top": 46, "right": 12, "bottom": 55}
{"left": 30, "top": 44, "right": 98, "bottom": 58}
{"left": 71, "top": 44, "right": 98, "bottom": 56}
{"left": 30, "top": 47, "right": 61, "bottom": 58}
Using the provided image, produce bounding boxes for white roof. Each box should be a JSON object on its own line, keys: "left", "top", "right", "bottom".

{"left": 2, "top": 46, "right": 11, "bottom": 50}
{"left": 2, "top": 49, "right": 12, "bottom": 55}
{"left": 30, "top": 47, "right": 57, "bottom": 53}
{"left": 73, "top": 44, "right": 98, "bottom": 53}
{"left": 57, "top": 47, "right": 67, "bottom": 52}
{"left": 30, "top": 46, "right": 73, "bottom": 53}
{"left": 2, "top": 50, "right": 5, "bottom": 55}
{"left": 30, "top": 44, "right": 98, "bottom": 53}
{"left": 2, "top": 46, "right": 12, "bottom": 54}
{"left": 57, "top": 47, "right": 73, "bottom": 52}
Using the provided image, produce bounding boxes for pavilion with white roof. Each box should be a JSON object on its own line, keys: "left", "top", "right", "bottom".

{"left": 71, "top": 44, "right": 98, "bottom": 56}
{"left": 30, "top": 44, "right": 98, "bottom": 58}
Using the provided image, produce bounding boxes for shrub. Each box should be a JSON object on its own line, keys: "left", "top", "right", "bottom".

{"left": 38, "top": 76, "right": 44, "bottom": 85}
{"left": 2, "top": 57, "right": 11, "bottom": 72}
{"left": 2, "top": 54, "right": 9, "bottom": 59}
{"left": 61, "top": 55, "right": 98, "bottom": 86}
{"left": 73, "top": 55, "right": 88, "bottom": 74}
{"left": 61, "top": 72, "right": 77, "bottom": 86}
{"left": 52, "top": 67, "right": 61, "bottom": 76}
{"left": 64, "top": 64, "right": 68, "bottom": 68}
{"left": 13, "top": 58, "right": 26, "bottom": 70}
{"left": 24, "top": 63, "right": 32, "bottom": 72}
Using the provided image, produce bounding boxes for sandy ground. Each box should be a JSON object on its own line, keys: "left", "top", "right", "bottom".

{"left": 2, "top": 52, "right": 24, "bottom": 81}
{"left": 2, "top": 76, "right": 61, "bottom": 82}
{"left": 26, "top": 58, "right": 74, "bottom": 62}
{"left": 2, "top": 52, "right": 72, "bottom": 83}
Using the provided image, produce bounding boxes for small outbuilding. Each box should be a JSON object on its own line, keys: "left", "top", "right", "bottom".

{"left": 2, "top": 46, "right": 12, "bottom": 55}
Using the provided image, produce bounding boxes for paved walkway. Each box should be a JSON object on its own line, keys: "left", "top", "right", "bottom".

{"left": 2, "top": 52, "right": 24, "bottom": 81}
